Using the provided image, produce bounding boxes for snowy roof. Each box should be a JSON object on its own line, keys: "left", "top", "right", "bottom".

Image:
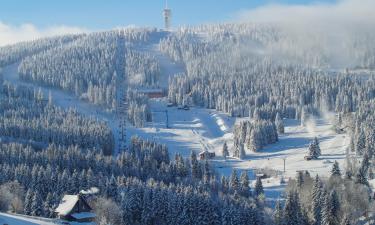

{"left": 199, "top": 150, "right": 214, "bottom": 155}
{"left": 71, "top": 212, "right": 96, "bottom": 220}
{"left": 55, "top": 195, "right": 79, "bottom": 216}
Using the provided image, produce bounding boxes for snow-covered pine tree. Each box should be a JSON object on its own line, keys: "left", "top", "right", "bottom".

{"left": 190, "top": 151, "right": 202, "bottom": 179}
{"left": 248, "top": 129, "right": 261, "bottom": 152}
{"left": 24, "top": 189, "right": 33, "bottom": 216}
{"left": 283, "top": 191, "right": 302, "bottom": 225}
{"left": 43, "top": 192, "right": 54, "bottom": 218}
{"left": 314, "top": 137, "right": 321, "bottom": 157}
{"left": 31, "top": 191, "right": 43, "bottom": 217}
{"left": 274, "top": 200, "right": 283, "bottom": 225}
{"left": 240, "top": 171, "right": 250, "bottom": 198}
{"left": 309, "top": 137, "right": 321, "bottom": 159}
{"left": 312, "top": 175, "right": 323, "bottom": 225}
{"left": 229, "top": 170, "right": 239, "bottom": 193}
{"left": 297, "top": 171, "right": 304, "bottom": 188}
{"left": 254, "top": 177, "right": 264, "bottom": 197}
{"left": 321, "top": 189, "right": 340, "bottom": 225}
{"left": 356, "top": 129, "right": 366, "bottom": 155}
{"left": 275, "top": 112, "right": 285, "bottom": 134}
{"left": 331, "top": 161, "right": 341, "bottom": 177}
{"left": 355, "top": 153, "right": 370, "bottom": 186}
{"left": 222, "top": 142, "right": 229, "bottom": 160}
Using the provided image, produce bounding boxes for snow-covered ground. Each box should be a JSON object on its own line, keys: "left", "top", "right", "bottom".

{"left": 128, "top": 99, "right": 235, "bottom": 158}
{"left": 129, "top": 99, "right": 351, "bottom": 202}
{"left": 0, "top": 212, "right": 56, "bottom": 225}
{"left": 1, "top": 38, "right": 353, "bottom": 202}
{"left": 218, "top": 117, "right": 349, "bottom": 179}
{"left": 135, "top": 34, "right": 185, "bottom": 89}
{"left": 133, "top": 99, "right": 351, "bottom": 180}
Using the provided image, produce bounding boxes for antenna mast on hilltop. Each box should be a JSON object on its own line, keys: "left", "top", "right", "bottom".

{"left": 163, "top": 0, "right": 172, "bottom": 31}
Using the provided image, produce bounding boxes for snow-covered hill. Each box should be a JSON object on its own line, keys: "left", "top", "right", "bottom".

{"left": 0, "top": 212, "right": 56, "bottom": 225}
{"left": 0, "top": 28, "right": 356, "bottom": 198}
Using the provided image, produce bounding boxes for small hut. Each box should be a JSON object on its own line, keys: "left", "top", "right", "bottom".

{"left": 55, "top": 194, "right": 95, "bottom": 223}
{"left": 199, "top": 150, "right": 215, "bottom": 160}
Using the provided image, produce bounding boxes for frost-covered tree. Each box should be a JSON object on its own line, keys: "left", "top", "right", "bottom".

{"left": 240, "top": 171, "right": 250, "bottom": 198}
{"left": 254, "top": 177, "right": 264, "bottom": 197}
{"left": 312, "top": 175, "right": 323, "bottom": 225}
{"left": 31, "top": 191, "right": 43, "bottom": 216}
{"left": 24, "top": 189, "right": 33, "bottom": 215}
{"left": 283, "top": 191, "right": 303, "bottom": 225}
{"left": 355, "top": 154, "right": 370, "bottom": 186}
{"left": 229, "top": 170, "right": 239, "bottom": 193}
{"left": 275, "top": 112, "right": 285, "bottom": 134}
{"left": 43, "top": 192, "right": 54, "bottom": 218}
{"left": 309, "top": 137, "right": 321, "bottom": 159}
{"left": 222, "top": 142, "right": 229, "bottom": 160}
{"left": 274, "top": 200, "right": 283, "bottom": 225}
{"left": 321, "top": 190, "right": 340, "bottom": 225}
{"left": 356, "top": 129, "right": 366, "bottom": 156}
{"left": 331, "top": 161, "right": 341, "bottom": 177}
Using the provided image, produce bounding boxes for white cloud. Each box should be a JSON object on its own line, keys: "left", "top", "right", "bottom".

{"left": 234, "top": 0, "right": 375, "bottom": 69}
{"left": 0, "top": 22, "right": 89, "bottom": 47}
{"left": 236, "top": 0, "right": 375, "bottom": 25}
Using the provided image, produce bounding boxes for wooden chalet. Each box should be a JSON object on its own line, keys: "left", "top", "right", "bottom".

{"left": 199, "top": 150, "right": 215, "bottom": 160}
{"left": 55, "top": 194, "right": 95, "bottom": 223}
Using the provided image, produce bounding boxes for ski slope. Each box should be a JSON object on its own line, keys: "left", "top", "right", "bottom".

{"left": 133, "top": 99, "right": 351, "bottom": 180}
{"left": 216, "top": 117, "right": 350, "bottom": 179}
{"left": 131, "top": 100, "right": 352, "bottom": 202}
{"left": 128, "top": 99, "right": 235, "bottom": 157}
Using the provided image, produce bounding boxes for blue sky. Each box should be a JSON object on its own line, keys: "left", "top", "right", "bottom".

{"left": 1, "top": 0, "right": 337, "bottom": 29}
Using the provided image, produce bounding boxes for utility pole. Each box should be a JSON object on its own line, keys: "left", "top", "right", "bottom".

{"left": 283, "top": 157, "right": 286, "bottom": 173}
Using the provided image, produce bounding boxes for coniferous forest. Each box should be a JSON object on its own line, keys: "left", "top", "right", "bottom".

{"left": 0, "top": 21, "right": 374, "bottom": 225}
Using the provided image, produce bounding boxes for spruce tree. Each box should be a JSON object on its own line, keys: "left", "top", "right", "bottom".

{"left": 356, "top": 129, "right": 366, "bottom": 155}
{"left": 355, "top": 153, "right": 370, "bottom": 186}
{"left": 24, "top": 189, "right": 33, "bottom": 215}
{"left": 309, "top": 137, "right": 321, "bottom": 159}
{"left": 190, "top": 151, "right": 202, "bottom": 179}
{"left": 312, "top": 175, "right": 323, "bottom": 225}
{"left": 297, "top": 171, "right": 304, "bottom": 188}
{"left": 322, "top": 189, "right": 340, "bottom": 225}
{"left": 254, "top": 177, "right": 264, "bottom": 197}
{"left": 274, "top": 200, "right": 283, "bottom": 225}
{"left": 31, "top": 191, "right": 43, "bottom": 216}
{"left": 283, "top": 191, "right": 302, "bottom": 225}
{"left": 275, "top": 112, "right": 285, "bottom": 134}
{"left": 222, "top": 142, "right": 229, "bottom": 160}
{"left": 229, "top": 170, "right": 239, "bottom": 193}
{"left": 314, "top": 137, "right": 321, "bottom": 157}
{"left": 44, "top": 192, "right": 54, "bottom": 218}
{"left": 240, "top": 171, "right": 250, "bottom": 197}
{"left": 331, "top": 161, "right": 341, "bottom": 177}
